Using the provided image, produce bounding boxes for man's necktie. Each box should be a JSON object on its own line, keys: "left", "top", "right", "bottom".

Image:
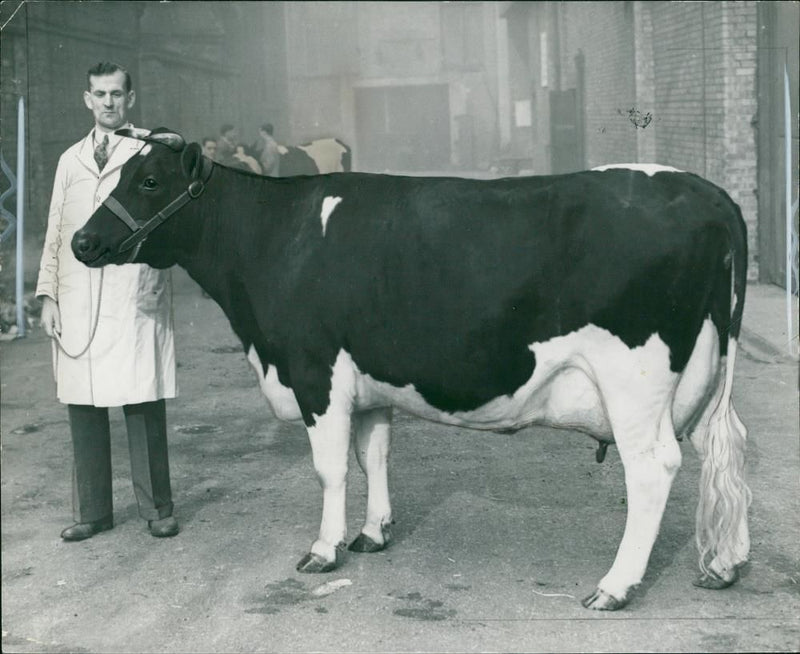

{"left": 94, "top": 135, "right": 109, "bottom": 171}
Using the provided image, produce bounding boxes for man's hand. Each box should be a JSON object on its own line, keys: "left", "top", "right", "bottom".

{"left": 40, "top": 296, "right": 61, "bottom": 337}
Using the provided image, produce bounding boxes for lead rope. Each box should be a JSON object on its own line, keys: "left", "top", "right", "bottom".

{"left": 52, "top": 269, "right": 104, "bottom": 359}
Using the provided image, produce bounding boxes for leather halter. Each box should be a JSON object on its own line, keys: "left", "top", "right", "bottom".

{"left": 102, "top": 155, "right": 214, "bottom": 263}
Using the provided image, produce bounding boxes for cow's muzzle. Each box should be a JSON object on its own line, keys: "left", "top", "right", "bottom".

{"left": 71, "top": 229, "right": 111, "bottom": 267}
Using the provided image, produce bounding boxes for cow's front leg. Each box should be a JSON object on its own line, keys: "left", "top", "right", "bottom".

{"left": 295, "top": 351, "right": 358, "bottom": 573}
{"left": 350, "top": 406, "right": 393, "bottom": 553}
{"left": 296, "top": 407, "right": 352, "bottom": 573}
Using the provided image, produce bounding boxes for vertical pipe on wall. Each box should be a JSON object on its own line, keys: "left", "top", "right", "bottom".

{"left": 15, "top": 96, "right": 26, "bottom": 339}
{"left": 784, "top": 61, "right": 795, "bottom": 354}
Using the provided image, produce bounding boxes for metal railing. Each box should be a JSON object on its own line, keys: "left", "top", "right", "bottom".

{"left": 0, "top": 97, "right": 26, "bottom": 338}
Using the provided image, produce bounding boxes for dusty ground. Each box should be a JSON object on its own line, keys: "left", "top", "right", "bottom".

{"left": 2, "top": 268, "right": 799, "bottom": 653}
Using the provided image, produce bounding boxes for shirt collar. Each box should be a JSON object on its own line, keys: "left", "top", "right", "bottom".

{"left": 93, "top": 123, "right": 133, "bottom": 148}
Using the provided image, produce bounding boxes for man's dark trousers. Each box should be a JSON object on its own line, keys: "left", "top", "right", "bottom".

{"left": 68, "top": 399, "right": 174, "bottom": 523}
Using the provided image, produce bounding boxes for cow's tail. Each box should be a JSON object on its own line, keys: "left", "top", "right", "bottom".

{"left": 694, "top": 197, "right": 751, "bottom": 587}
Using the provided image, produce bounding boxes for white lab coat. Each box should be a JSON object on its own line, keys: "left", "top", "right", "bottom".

{"left": 36, "top": 128, "right": 177, "bottom": 407}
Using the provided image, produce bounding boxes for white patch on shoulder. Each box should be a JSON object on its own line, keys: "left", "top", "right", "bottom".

{"left": 246, "top": 345, "right": 303, "bottom": 422}
{"left": 139, "top": 144, "right": 153, "bottom": 156}
{"left": 592, "top": 163, "right": 683, "bottom": 176}
{"left": 320, "top": 196, "right": 342, "bottom": 236}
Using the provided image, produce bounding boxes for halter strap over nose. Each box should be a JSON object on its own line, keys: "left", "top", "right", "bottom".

{"left": 103, "top": 195, "right": 139, "bottom": 231}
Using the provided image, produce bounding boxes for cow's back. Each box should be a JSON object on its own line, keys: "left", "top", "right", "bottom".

{"left": 249, "top": 170, "right": 741, "bottom": 418}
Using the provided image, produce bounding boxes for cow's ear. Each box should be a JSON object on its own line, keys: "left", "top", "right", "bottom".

{"left": 181, "top": 143, "right": 204, "bottom": 180}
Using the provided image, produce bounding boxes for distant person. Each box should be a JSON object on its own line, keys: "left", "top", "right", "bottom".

{"left": 217, "top": 123, "right": 238, "bottom": 166}
{"left": 232, "top": 143, "right": 262, "bottom": 174}
{"left": 36, "top": 61, "right": 179, "bottom": 542}
{"left": 201, "top": 136, "right": 218, "bottom": 161}
{"left": 253, "top": 123, "right": 281, "bottom": 176}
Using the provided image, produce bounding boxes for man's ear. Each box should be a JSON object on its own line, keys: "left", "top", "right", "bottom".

{"left": 83, "top": 90, "right": 93, "bottom": 111}
{"left": 126, "top": 89, "right": 136, "bottom": 110}
{"left": 181, "top": 142, "right": 204, "bottom": 180}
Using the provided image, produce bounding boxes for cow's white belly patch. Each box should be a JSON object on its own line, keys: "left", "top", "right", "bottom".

{"left": 246, "top": 345, "right": 303, "bottom": 422}
{"left": 246, "top": 319, "right": 719, "bottom": 440}
{"left": 341, "top": 324, "right": 686, "bottom": 438}
{"left": 320, "top": 196, "right": 342, "bottom": 236}
{"left": 592, "top": 163, "right": 683, "bottom": 176}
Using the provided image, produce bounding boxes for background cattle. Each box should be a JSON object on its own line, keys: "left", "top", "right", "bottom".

{"left": 277, "top": 138, "right": 351, "bottom": 175}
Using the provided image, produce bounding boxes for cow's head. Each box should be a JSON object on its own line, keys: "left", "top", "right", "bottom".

{"left": 72, "top": 127, "right": 212, "bottom": 269}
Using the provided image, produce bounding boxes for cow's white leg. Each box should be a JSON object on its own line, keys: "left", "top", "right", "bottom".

{"left": 582, "top": 339, "right": 681, "bottom": 610}
{"left": 296, "top": 410, "right": 351, "bottom": 573}
{"left": 584, "top": 404, "right": 681, "bottom": 610}
{"left": 296, "top": 351, "right": 357, "bottom": 574}
{"left": 349, "top": 406, "right": 394, "bottom": 553}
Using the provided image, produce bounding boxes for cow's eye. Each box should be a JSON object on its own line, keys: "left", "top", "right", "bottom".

{"left": 142, "top": 177, "right": 158, "bottom": 190}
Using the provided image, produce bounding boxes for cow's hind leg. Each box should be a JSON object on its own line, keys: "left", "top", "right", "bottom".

{"left": 349, "top": 407, "right": 394, "bottom": 553}
{"left": 583, "top": 342, "right": 682, "bottom": 610}
{"left": 584, "top": 403, "right": 681, "bottom": 610}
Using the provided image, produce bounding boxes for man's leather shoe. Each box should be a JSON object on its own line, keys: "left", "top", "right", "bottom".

{"left": 148, "top": 516, "right": 179, "bottom": 538}
{"left": 60, "top": 516, "right": 113, "bottom": 541}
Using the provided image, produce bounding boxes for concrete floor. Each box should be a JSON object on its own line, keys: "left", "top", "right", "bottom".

{"left": 2, "top": 268, "right": 798, "bottom": 653}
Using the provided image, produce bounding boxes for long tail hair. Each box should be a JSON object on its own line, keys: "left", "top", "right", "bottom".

{"left": 695, "top": 198, "right": 751, "bottom": 579}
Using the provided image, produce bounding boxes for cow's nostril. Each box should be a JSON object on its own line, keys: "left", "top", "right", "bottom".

{"left": 76, "top": 235, "right": 91, "bottom": 253}
{"left": 71, "top": 231, "right": 98, "bottom": 258}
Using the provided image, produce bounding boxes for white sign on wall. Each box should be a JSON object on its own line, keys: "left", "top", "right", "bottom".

{"left": 514, "top": 99, "right": 532, "bottom": 127}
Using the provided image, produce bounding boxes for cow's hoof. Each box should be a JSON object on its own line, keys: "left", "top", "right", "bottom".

{"left": 296, "top": 552, "right": 337, "bottom": 573}
{"left": 693, "top": 567, "right": 738, "bottom": 590}
{"left": 581, "top": 587, "right": 627, "bottom": 611}
{"left": 349, "top": 523, "right": 392, "bottom": 553}
{"left": 349, "top": 533, "right": 386, "bottom": 553}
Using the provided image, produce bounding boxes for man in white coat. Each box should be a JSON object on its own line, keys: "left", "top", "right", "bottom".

{"left": 37, "top": 62, "right": 179, "bottom": 541}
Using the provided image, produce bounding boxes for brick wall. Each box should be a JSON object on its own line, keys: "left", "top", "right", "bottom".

{"left": 11, "top": 2, "right": 142, "bottom": 233}
{"left": 651, "top": 2, "right": 708, "bottom": 173}
{"left": 720, "top": 1, "right": 759, "bottom": 280}
{"left": 633, "top": 3, "right": 656, "bottom": 162}
{"left": 649, "top": 1, "right": 759, "bottom": 279}
{"left": 559, "top": 1, "right": 638, "bottom": 168}
{"left": 0, "top": 2, "right": 289, "bottom": 237}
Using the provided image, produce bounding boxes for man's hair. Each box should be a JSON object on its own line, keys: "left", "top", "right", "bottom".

{"left": 220, "top": 124, "right": 235, "bottom": 136}
{"left": 87, "top": 62, "right": 132, "bottom": 93}
{"left": 260, "top": 123, "right": 274, "bottom": 135}
{"left": 202, "top": 136, "right": 217, "bottom": 146}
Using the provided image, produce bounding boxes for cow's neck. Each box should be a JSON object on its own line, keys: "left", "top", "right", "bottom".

{"left": 175, "top": 165, "right": 281, "bottom": 350}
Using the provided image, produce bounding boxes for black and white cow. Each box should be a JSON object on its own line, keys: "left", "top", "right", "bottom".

{"left": 72, "top": 128, "right": 751, "bottom": 610}
{"left": 278, "top": 138, "right": 351, "bottom": 176}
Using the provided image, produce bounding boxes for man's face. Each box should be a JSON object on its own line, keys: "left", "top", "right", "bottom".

{"left": 83, "top": 71, "right": 135, "bottom": 131}
{"left": 202, "top": 140, "right": 217, "bottom": 158}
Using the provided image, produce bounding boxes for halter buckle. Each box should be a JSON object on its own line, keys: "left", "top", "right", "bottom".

{"left": 188, "top": 180, "right": 205, "bottom": 199}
